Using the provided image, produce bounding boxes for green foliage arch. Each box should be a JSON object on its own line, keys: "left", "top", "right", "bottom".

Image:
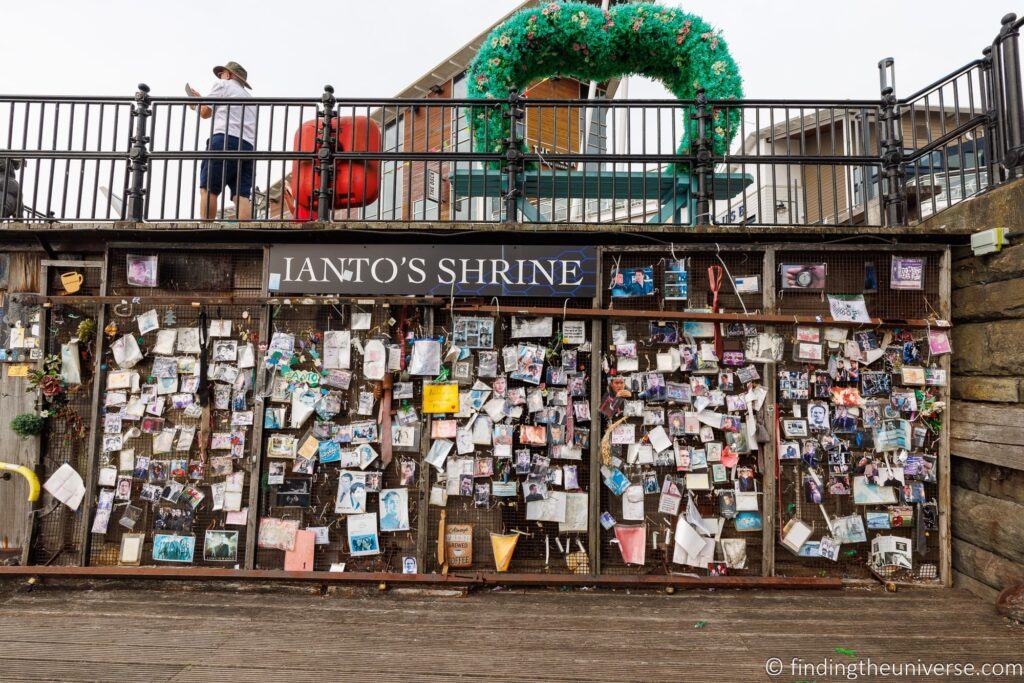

{"left": 466, "top": 2, "right": 743, "bottom": 160}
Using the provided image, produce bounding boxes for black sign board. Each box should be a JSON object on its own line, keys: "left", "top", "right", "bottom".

{"left": 267, "top": 244, "right": 598, "bottom": 298}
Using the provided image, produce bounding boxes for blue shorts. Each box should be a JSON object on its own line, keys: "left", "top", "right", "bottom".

{"left": 199, "top": 134, "right": 254, "bottom": 199}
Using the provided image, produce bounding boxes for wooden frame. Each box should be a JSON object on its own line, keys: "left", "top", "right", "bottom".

{"left": 23, "top": 240, "right": 952, "bottom": 583}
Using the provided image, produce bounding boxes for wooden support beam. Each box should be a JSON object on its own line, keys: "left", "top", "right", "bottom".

{"left": 939, "top": 247, "right": 952, "bottom": 588}
{"left": 761, "top": 247, "right": 777, "bottom": 577}
{"left": 0, "top": 564, "right": 842, "bottom": 589}
{"left": 452, "top": 304, "right": 948, "bottom": 329}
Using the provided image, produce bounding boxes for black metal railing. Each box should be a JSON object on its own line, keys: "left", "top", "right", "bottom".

{"left": 0, "top": 14, "right": 1020, "bottom": 228}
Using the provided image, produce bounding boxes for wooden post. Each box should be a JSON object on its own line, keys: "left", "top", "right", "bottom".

{"left": 588, "top": 252, "right": 604, "bottom": 576}
{"left": 938, "top": 247, "right": 952, "bottom": 587}
{"left": 244, "top": 247, "right": 273, "bottom": 570}
{"left": 19, "top": 261, "right": 49, "bottom": 567}
{"left": 415, "top": 306, "right": 434, "bottom": 572}
{"left": 75, "top": 254, "right": 109, "bottom": 567}
{"left": 761, "top": 247, "right": 777, "bottom": 577}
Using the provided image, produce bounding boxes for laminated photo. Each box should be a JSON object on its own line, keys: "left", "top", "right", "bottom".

{"left": 890, "top": 256, "right": 925, "bottom": 290}
{"left": 453, "top": 316, "right": 495, "bottom": 348}
{"left": 204, "top": 530, "right": 238, "bottom": 562}
{"left": 347, "top": 512, "right": 380, "bottom": 556}
{"left": 126, "top": 254, "right": 158, "bottom": 287}
{"left": 335, "top": 471, "right": 368, "bottom": 514}
{"left": 609, "top": 267, "right": 654, "bottom": 297}
{"left": 663, "top": 259, "right": 688, "bottom": 300}
{"left": 409, "top": 339, "right": 442, "bottom": 376}
{"left": 152, "top": 534, "right": 195, "bottom": 563}
{"left": 780, "top": 263, "right": 826, "bottom": 289}
{"left": 323, "top": 330, "right": 351, "bottom": 369}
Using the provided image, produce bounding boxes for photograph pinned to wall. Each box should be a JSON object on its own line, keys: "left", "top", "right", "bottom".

{"left": 347, "top": 512, "right": 380, "bottom": 556}
{"left": 258, "top": 517, "right": 300, "bottom": 551}
{"left": 664, "top": 259, "right": 688, "bottom": 300}
{"left": 126, "top": 254, "right": 158, "bottom": 287}
{"left": 379, "top": 489, "right": 409, "bottom": 532}
{"left": 453, "top": 316, "right": 495, "bottom": 349}
{"left": 510, "top": 316, "right": 553, "bottom": 339}
{"left": 610, "top": 266, "right": 654, "bottom": 298}
{"left": 203, "top": 530, "right": 239, "bottom": 562}
{"left": 151, "top": 534, "right": 196, "bottom": 563}
{"left": 890, "top": 256, "right": 925, "bottom": 290}
{"left": 780, "top": 263, "right": 825, "bottom": 290}
{"left": 649, "top": 321, "right": 679, "bottom": 344}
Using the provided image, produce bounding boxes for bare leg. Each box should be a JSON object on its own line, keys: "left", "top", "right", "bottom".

{"left": 234, "top": 196, "right": 252, "bottom": 221}
{"left": 200, "top": 189, "right": 220, "bottom": 220}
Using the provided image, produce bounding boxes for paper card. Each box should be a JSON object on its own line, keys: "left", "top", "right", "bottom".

{"left": 323, "top": 330, "right": 351, "bottom": 369}
{"left": 674, "top": 516, "right": 706, "bottom": 557}
{"left": 525, "top": 490, "right": 567, "bottom": 523}
{"left": 351, "top": 312, "right": 372, "bottom": 330}
{"left": 828, "top": 295, "right": 871, "bottom": 323}
{"left": 622, "top": 485, "right": 645, "bottom": 521}
{"left": 137, "top": 309, "right": 160, "bottom": 335}
{"left": 562, "top": 320, "right": 586, "bottom": 345}
{"left": 647, "top": 425, "right": 672, "bottom": 453}
{"left": 43, "top": 463, "right": 85, "bottom": 510}
{"left": 511, "top": 316, "right": 553, "bottom": 338}
{"left": 610, "top": 423, "right": 636, "bottom": 445}
{"left": 781, "top": 518, "right": 813, "bottom": 553}
{"left": 409, "top": 339, "right": 442, "bottom": 376}
{"left": 423, "top": 383, "right": 459, "bottom": 414}
{"left": 685, "top": 472, "right": 711, "bottom": 490}
{"left": 111, "top": 334, "right": 143, "bottom": 369}
{"left": 284, "top": 530, "right": 316, "bottom": 571}
{"left": 362, "top": 339, "right": 387, "bottom": 380}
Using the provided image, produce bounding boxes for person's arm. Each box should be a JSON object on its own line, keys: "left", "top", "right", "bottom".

{"left": 196, "top": 81, "right": 226, "bottom": 119}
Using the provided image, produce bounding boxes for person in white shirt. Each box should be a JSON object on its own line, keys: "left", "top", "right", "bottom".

{"left": 191, "top": 61, "right": 257, "bottom": 220}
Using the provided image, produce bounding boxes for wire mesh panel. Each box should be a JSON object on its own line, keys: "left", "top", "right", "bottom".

{"left": 28, "top": 267, "right": 103, "bottom": 565}
{"left": 772, "top": 248, "right": 944, "bottom": 580}
{"left": 597, "top": 249, "right": 766, "bottom": 576}
{"left": 83, "top": 248, "right": 264, "bottom": 568}
{"left": 774, "top": 249, "right": 941, "bottom": 321}
{"left": 425, "top": 301, "right": 595, "bottom": 574}
{"left": 253, "top": 301, "right": 428, "bottom": 572}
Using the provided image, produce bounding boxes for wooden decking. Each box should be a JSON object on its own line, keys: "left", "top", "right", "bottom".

{"left": 0, "top": 583, "right": 1020, "bottom": 681}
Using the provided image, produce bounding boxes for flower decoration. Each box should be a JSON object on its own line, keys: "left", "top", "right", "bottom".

{"left": 466, "top": 2, "right": 743, "bottom": 165}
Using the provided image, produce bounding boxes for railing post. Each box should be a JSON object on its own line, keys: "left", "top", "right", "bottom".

{"left": 317, "top": 85, "right": 337, "bottom": 222}
{"left": 996, "top": 13, "right": 1024, "bottom": 173}
{"left": 693, "top": 88, "right": 713, "bottom": 225}
{"left": 502, "top": 90, "right": 524, "bottom": 223}
{"left": 878, "top": 77, "right": 906, "bottom": 226}
{"left": 127, "top": 83, "right": 151, "bottom": 222}
{"left": 981, "top": 46, "right": 1003, "bottom": 181}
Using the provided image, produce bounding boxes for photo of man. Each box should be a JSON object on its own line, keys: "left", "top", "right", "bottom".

{"left": 379, "top": 489, "right": 409, "bottom": 532}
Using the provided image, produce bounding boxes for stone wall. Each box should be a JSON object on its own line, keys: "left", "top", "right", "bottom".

{"left": 947, "top": 183, "right": 1024, "bottom": 600}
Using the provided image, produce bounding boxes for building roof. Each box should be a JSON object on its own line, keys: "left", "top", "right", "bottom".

{"left": 391, "top": 0, "right": 636, "bottom": 98}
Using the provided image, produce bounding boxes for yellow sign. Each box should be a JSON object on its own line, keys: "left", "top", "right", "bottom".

{"left": 7, "top": 364, "right": 30, "bottom": 378}
{"left": 422, "top": 383, "right": 459, "bottom": 414}
{"left": 489, "top": 532, "right": 519, "bottom": 572}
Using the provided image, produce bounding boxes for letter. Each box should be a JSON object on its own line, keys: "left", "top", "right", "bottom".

{"left": 297, "top": 258, "right": 319, "bottom": 282}
{"left": 461, "top": 258, "right": 486, "bottom": 285}
{"left": 560, "top": 260, "right": 583, "bottom": 286}
{"left": 283, "top": 257, "right": 295, "bottom": 282}
{"left": 491, "top": 258, "right": 514, "bottom": 285}
{"left": 321, "top": 258, "right": 351, "bottom": 284}
{"left": 407, "top": 258, "right": 427, "bottom": 284}
{"left": 438, "top": 258, "right": 456, "bottom": 285}
{"left": 350, "top": 258, "right": 371, "bottom": 282}
{"left": 529, "top": 259, "right": 555, "bottom": 286}
{"left": 371, "top": 258, "right": 399, "bottom": 284}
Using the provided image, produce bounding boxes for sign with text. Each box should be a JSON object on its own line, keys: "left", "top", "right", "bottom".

{"left": 267, "top": 244, "right": 597, "bottom": 298}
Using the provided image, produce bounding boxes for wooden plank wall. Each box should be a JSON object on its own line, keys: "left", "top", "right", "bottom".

{"left": 0, "top": 253, "right": 41, "bottom": 556}
{"left": 949, "top": 240, "right": 1024, "bottom": 602}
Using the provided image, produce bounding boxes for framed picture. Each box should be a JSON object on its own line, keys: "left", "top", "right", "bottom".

{"left": 118, "top": 532, "right": 145, "bottom": 566}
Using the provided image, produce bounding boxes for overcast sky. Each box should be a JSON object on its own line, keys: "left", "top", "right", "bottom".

{"left": 0, "top": 0, "right": 1012, "bottom": 99}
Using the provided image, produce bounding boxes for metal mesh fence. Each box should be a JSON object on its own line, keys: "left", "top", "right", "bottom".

{"left": 772, "top": 249, "right": 943, "bottom": 580}
{"left": 598, "top": 249, "right": 767, "bottom": 576}
{"left": 28, "top": 266, "right": 103, "bottom": 565}
{"left": 254, "top": 301, "right": 427, "bottom": 572}
{"left": 426, "top": 300, "right": 594, "bottom": 574}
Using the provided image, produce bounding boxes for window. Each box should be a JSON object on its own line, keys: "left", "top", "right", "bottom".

{"left": 364, "top": 114, "right": 404, "bottom": 220}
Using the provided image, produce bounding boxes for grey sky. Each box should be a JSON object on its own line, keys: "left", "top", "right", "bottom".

{"left": 0, "top": 1, "right": 1013, "bottom": 100}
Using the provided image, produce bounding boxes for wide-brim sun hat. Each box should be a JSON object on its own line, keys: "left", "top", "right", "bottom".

{"left": 213, "top": 61, "right": 252, "bottom": 89}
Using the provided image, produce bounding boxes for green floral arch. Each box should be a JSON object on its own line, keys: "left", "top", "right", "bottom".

{"left": 466, "top": 2, "right": 743, "bottom": 161}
